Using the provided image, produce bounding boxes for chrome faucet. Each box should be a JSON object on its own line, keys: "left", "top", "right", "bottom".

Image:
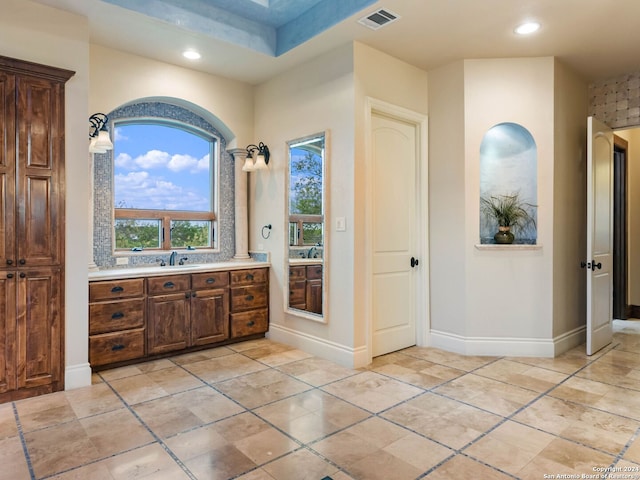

{"left": 169, "top": 251, "right": 177, "bottom": 266}
{"left": 307, "top": 245, "right": 318, "bottom": 259}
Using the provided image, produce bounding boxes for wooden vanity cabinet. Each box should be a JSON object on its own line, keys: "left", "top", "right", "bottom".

{"left": 89, "top": 278, "right": 145, "bottom": 367}
{"left": 88, "top": 267, "right": 268, "bottom": 369}
{"left": 147, "top": 275, "right": 191, "bottom": 355}
{"left": 230, "top": 268, "right": 269, "bottom": 338}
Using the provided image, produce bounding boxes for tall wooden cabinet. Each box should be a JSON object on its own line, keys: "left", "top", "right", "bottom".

{"left": 0, "top": 56, "right": 73, "bottom": 401}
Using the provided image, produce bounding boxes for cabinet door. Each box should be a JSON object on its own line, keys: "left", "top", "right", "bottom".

{"left": 306, "top": 279, "right": 323, "bottom": 314}
{"left": 190, "top": 287, "right": 229, "bottom": 346}
{"left": 15, "top": 75, "right": 64, "bottom": 267}
{"left": 16, "top": 268, "right": 62, "bottom": 391}
{"left": 147, "top": 292, "right": 190, "bottom": 354}
{"left": 0, "top": 72, "right": 16, "bottom": 268}
{"left": 0, "top": 272, "right": 16, "bottom": 394}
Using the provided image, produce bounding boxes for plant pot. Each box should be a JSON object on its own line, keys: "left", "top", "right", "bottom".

{"left": 494, "top": 226, "right": 514, "bottom": 244}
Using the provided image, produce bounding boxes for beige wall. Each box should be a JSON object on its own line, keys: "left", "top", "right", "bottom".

{"left": 552, "top": 60, "right": 588, "bottom": 339}
{"left": 1, "top": 0, "right": 91, "bottom": 388}
{"left": 428, "top": 57, "right": 586, "bottom": 356}
{"left": 90, "top": 44, "right": 254, "bottom": 149}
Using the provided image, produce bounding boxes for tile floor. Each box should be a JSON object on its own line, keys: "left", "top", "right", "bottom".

{"left": 4, "top": 321, "right": 640, "bottom": 480}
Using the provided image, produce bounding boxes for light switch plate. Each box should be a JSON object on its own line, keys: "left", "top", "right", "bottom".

{"left": 336, "top": 217, "right": 346, "bottom": 231}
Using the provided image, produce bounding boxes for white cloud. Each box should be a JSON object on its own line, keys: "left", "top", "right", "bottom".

{"left": 115, "top": 171, "right": 209, "bottom": 211}
{"left": 195, "top": 154, "right": 210, "bottom": 173}
{"left": 167, "top": 153, "right": 198, "bottom": 172}
{"left": 113, "top": 127, "right": 128, "bottom": 142}
{"left": 114, "top": 152, "right": 133, "bottom": 169}
{"left": 134, "top": 149, "right": 171, "bottom": 169}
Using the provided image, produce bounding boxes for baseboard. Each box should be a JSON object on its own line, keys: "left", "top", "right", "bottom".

{"left": 267, "top": 324, "right": 368, "bottom": 368}
{"left": 65, "top": 363, "right": 92, "bottom": 390}
{"left": 428, "top": 325, "right": 586, "bottom": 358}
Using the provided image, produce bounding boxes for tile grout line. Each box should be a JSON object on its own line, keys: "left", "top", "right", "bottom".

{"left": 97, "top": 371, "right": 200, "bottom": 480}
{"left": 13, "top": 402, "right": 36, "bottom": 480}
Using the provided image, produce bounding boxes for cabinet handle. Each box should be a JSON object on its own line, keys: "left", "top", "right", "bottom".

{"left": 19, "top": 273, "right": 26, "bottom": 278}
{"left": 245, "top": 295, "right": 254, "bottom": 301}
{"left": 111, "top": 286, "right": 124, "bottom": 293}
{"left": 247, "top": 320, "right": 255, "bottom": 327}
{"left": 19, "top": 259, "right": 26, "bottom": 265}
{"left": 111, "top": 344, "right": 125, "bottom": 351}
{"left": 164, "top": 281, "right": 175, "bottom": 288}
{"left": 206, "top": 277, "right": 216, "bottom": 284}
{"left": 6, "top": 259, "right": 12, "bottom": 265}
{"left": 192, "top": 292, "right": 197, "bottom": 298}
{"left": 111, "top": 312, "right": 124, "bottom": 320}
{"left": 185, "top": 292, "right": 190, "bottom": 298}
{"left": 7, "top": 273, "right": 14, "bottom": 279}
{"left": 246, "top": 273, "right": 254, "bottom": 281}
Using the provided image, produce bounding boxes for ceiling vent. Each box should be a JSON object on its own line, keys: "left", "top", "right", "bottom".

{"left": 357, "top": 8, "right": 400, "bottom": 30}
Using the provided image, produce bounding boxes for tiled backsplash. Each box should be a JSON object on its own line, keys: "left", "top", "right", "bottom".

{"left": 93, "top": 101, "right": 235, "bottom": 268}
{"left": 589, "top": 71, "right": 640, "bottom": 129}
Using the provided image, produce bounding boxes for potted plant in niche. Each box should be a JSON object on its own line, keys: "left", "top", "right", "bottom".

{"left": 480, "top": 192, "right": 537, "bottom": 244}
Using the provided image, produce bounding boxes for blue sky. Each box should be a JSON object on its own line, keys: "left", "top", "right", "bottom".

{"left": 114, "top": 123, "right": 212, "bottom": 211}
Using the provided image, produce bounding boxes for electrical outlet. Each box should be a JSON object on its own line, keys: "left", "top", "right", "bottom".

{"left": 336, "top": 217, "right": 346, "bottom": 231}
{"left": 116, "top": 257, "right": 129, "bottom": 265}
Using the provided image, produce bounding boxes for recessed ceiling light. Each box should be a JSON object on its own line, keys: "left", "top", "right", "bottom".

{"left": 182, "top": 50, "right": 201, "bottom": 60}
{"left": 515, "top": 22, "right": 540, "bottom": 35}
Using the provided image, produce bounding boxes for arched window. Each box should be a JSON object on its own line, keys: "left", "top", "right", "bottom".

{"left": 479, "top": 122, "right": 538, "bottom": 244}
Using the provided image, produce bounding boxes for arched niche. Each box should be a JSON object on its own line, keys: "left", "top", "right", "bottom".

{"left": 479, "top": 122, "right": 537, "bottom": 244}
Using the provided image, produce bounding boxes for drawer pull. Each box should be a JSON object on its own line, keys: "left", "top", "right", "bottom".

{"left": 111, "top": 286, "right": 124, "bottom": 293}
{"left": 7, "top": 273, "right": 13, "bottom": 279}
{"left": 111, "top": 312, "right": 124, "bottom": 320}
{"left": 247, "top": 320, "right": 255, "bottom": 327}
{"left": 246, "top": 273, "right": 254, "bottom": 281}
{"left": 111, "top": 344, "right": 125, "bottom": 351}
{"left": 206, "top": 277, "right": 216, "bottom": 284}
{"left": 164, "top": 281, "right": 175, "bottom": 289}
{"left": 245, "top": 295, "right": 254, "bottom": 301}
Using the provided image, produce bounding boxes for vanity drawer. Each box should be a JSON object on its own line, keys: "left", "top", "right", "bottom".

{"left": 289, "top": 280, "right": 306, "bottom": 305}
{"left": 230, "top": 309, "right": 268, "bottom": 338}
{"left": 90, "top": 278, "right": 144, "bottom": 301}
{"left": 289, "top": 266, "right": 306, "bottom": 280}
{"left": 230, "top": 284, "right": 268, "bottom": 312}
{"left": 90, "top": 299, "right": 144, "bottom": 335}
{"left": 89, "top": 328, "right": 145, "bottom": 366}
{"left": 147, "top": 275, "right": 190, "bottom": 295}
{"left": 192, "top": 271, "right": 229, "bottom": 289}
{"left": 230, "top": 268, "right": 267, "bottom": 286}
{"left": 306, "top": 264, "right": 323, "bottom": 280}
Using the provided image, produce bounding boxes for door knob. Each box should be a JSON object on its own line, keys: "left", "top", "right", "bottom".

{"left": 410, "top": 257, "right": 419, "bottom": 268}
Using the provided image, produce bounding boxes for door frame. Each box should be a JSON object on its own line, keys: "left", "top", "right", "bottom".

{"left": 613, "top": 134, "right": 628, "bottom": 320}
{"left": 364, "top": 97, "right": 429, "bottom": 362}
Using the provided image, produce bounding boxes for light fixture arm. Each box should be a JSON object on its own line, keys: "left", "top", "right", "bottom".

{"left": 89, "top": 113, "right": 109, "bottom": 139}
{"left": 245, "top": 141, "right": 270, "bottom": 166}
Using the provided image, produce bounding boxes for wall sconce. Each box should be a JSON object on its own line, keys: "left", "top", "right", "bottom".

{"left": 242, "top": 142, "right": 270, "bottom": 171}
{"left": 89, "top": 113, "right": 114, "bottom": 153}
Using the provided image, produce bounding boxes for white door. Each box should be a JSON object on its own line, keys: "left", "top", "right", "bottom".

{"left": 586, "top": 116, "right": 614, "bottom": 355}
{"left": 371, "top": 112, "right": 418, "bottom": 356}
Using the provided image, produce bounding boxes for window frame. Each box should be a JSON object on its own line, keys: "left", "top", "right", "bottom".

{"left": 112, "top": 118, "right": 219, "bottom": 251}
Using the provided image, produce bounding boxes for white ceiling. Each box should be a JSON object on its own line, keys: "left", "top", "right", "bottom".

{"left": 33, "top": 0, "right": 640, "bottom": 85}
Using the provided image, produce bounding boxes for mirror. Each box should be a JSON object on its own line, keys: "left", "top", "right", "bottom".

{"left": 286, "top": 133, "right": 326, "bottom": 320}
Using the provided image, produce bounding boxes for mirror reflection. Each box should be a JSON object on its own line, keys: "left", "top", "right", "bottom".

{"left": 287, "top": 133, "right": 325, "bottom": 318}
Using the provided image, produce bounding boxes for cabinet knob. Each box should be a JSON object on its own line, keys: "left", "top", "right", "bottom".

{"left": 6, "top": 259, "right": 13, "bottom": 265}
{"left": 246, "top": 295, "right": 254, "bottom": 301}
{"left": 246, "top": 273, "right": 254, "bottom": 281}
{"left": 164, "top": 281, "right": 175, "bottom": 289}
{"left": 19, "top": 272, "right": 26, "bottom": 278}
{"left": 111, "top": 286, "right": 124, "bottom": 293}
{"left": 111, "top": 312, "right": 124, "bottom": 320}
{"left": 7, "top": 273, "right": 14, "bottom": 279}
{"left": 19, "top": 259, "right": 26, "bottom": 265}
{"left": 206, "top": 277, "right": 216, "bottom": 284}
{"left": 247, "top": 320, "right": 255, "bottom": 327}
{"left": 111, "top": 344, "right": 125, "bottom": 351}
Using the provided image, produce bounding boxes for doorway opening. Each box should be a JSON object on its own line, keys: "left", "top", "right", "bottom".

{"left": 613, "top": 135, "right": 628, "bottom": 320}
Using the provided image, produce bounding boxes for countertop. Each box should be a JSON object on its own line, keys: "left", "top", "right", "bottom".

{"left": 288, "top": 258, "right": 323, "bottom": 265}
{"left": 88, "top": 260, "right": 270, "bottom": 282}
